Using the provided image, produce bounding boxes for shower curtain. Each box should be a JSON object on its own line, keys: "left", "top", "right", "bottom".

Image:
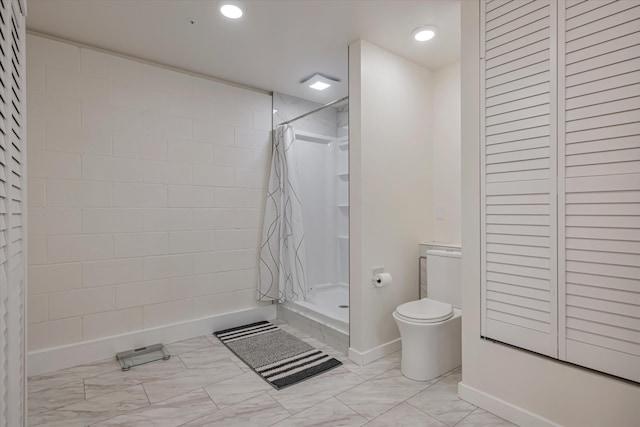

{"left": 258, "top": 124, "right": 308, "bottom": 303}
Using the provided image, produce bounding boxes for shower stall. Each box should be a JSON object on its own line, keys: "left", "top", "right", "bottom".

{"left": 261, "top": 93, "right": 349, "bottom": 344}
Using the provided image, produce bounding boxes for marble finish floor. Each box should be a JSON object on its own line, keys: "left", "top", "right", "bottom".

{"left": 28, "top": 322, "right": 517, "bottom": 426}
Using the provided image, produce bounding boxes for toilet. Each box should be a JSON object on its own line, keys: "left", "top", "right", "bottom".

{"left": 393, "top": 247, "right": 462, "bottom": 381}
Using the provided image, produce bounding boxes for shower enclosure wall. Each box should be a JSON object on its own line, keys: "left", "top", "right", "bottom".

{"left": 272, "top": 93, "right": 349, "bottom": 345}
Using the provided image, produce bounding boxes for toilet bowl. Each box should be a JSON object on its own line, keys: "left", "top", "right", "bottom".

{"left": 393, "top": 298, "right": 462, "bottom": 381}
{"left": 393, "top": 247, "right": 462, "bottom": 381}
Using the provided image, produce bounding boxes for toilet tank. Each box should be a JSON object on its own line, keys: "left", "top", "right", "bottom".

{"left": 425, "top": 248, "right": 462, "bottom": 309}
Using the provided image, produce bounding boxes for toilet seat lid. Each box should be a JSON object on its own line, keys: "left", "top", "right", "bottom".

{"left": 396, "top": 298, "right": 454, "bottom": 323}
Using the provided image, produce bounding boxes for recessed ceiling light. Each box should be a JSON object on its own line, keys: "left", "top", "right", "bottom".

{"left": 301, "top": 73, "right": 339, "bottom": 91}
{"left": 310, "top": 81, "right": 331, "bottom": 91}
{"left": 413, "top": 26, "right": 437, "bottom": 42}
{"left": 220, "top": 2, "right": 243, "bottom": 19}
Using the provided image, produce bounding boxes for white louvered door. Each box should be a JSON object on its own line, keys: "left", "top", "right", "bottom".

{"left": 558, "top": 0, "right": 640, "bottom": 383}
{"left": 0, "top": 0, "right": 26, "bottom": 425}
{"left": 480, "top": 0, "right": 558, "bottom": 358}
{"left": 481, "top": 0, "right": 640, "bottom": 383}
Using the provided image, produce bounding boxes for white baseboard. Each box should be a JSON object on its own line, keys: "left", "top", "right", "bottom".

{"left": 458, "top": 382, "right": 561, "bottom": 427}
{"left": 348, "top": 338, "right": 401, "bottom": 366}
{"left": 28, "top": 306, "right": 276, "bottom": 377}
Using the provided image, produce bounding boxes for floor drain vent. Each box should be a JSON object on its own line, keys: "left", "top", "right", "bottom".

{"left": 339, "top": 305, "right": 349, "bottom": 309}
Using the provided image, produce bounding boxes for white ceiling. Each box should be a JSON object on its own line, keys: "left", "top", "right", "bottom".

{"left": 26, "top": 0, "right": 460, "bottom": 103}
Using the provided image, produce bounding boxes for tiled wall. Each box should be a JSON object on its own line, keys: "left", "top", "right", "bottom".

{"left": 26, "top": 34, "right": 272, "bottom": 351}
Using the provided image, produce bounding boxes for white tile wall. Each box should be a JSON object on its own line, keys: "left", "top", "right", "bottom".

{"left": 27, "top": 34, "right": 272, "bottom": 351}
{"left": 82, "top": 259, "right": 143, "bottom": 288}
{"left": 192, "top": 289, "right": 259, "bottom": 318}
{"left": 46, "top": 123, "right": 112, "bottom": 155}
{"left": 82, "top": 208, "right": 143, "bottom": 233}
{"left": 48, "top": 287, "right": 115, "bottom": 320}
{"left": 115, "top": 279, "right": 174, "bottom": 309}
{"left": 82, "top": 308, "right": 144, "bottom": 340}
{"left": 28, "top": 318, "right": 83, "bottom": 350}
{"left": 29, "top": 264, "right": 82, "bottom": 294}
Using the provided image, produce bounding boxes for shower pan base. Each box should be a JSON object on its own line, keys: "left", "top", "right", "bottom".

{"left": 278, "top": 296, "right": 348, "bottom": 355}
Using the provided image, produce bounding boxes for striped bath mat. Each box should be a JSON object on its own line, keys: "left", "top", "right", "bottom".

{"left": 214, "top": 321, "right": 342, "bottom": 389}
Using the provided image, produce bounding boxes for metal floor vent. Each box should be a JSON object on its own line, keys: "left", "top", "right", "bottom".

{"left": 116, "top": 343, "right": 170, "bottom": 371}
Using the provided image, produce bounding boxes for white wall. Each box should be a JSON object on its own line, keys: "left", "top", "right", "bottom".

{"left": 26, "top": 34, "right": 272, "bottom": 352}
{"left": 349, "top": 40, "right": 433, "bottom": 357}
{"left": 294, "top": 137, "right": 336, "bottom": 288}
{"left": 432, "top": 62, "right": 461, "bottom": 245}
{"left": 459, "top": 3, "right": 640, "bottom": 426}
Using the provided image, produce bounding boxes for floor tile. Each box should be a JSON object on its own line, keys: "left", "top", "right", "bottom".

{"left": 178, "top": 343, "right": 242, "bottom": 369}
{"left": 26, "top": 324, "right": 515, "bottom": 427}
{"left": 84, "top": 356, "right": 187, "bottom": 399}
{"left": 336, "top": 368, "right": 432, "bottom": 420}
{"left": 28, "top": 378, "right": 85, "bottom": 416}
{"left": 29, "top": 384, "right": 149, "bottom": 427}
{"left": 28, "top": 358, "right": 120, "bottom": 394}
{"left": 165, "top": 336, "right": 215, "bottom": 356}
{"left": 142, "top": 358, "right": 243, "bottom": 403}
{"left": 342, "top": 351, "right": 401, "bottom": 380}
{"left": 181, "top": 392, "right": 291, "bottom": 426}
{"left": 92, "top": 389, "right": 218, "bottom": 427}
{"left": 406, "top": 370, "right": 476, "bottom": 426}
{"left": 204, "top": 371, "right": 273, "bottom": 409}
{"left": 365, "top": 402, "right": 448, "bottom": 427}
{"left": 271, "top": 397, "right": 367, "bottom": 427}
{"left": 455, "top": 408, "right": 517, "bottom": 427}
{"left": 269, "top": 365, "right": 365, "bottom": 414}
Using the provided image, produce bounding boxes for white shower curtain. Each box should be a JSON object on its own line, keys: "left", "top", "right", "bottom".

{"left": 258, "top": 124, "right": 308, "bottom": 303}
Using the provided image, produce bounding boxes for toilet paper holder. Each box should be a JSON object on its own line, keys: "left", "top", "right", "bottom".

{"left": 372, "top": 270, "right": 392, "bottom": 287}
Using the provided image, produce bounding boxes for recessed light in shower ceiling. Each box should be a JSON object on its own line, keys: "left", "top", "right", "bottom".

{"left": 301, "top": 73, "right": 339, "bottom": 91}
{"left": 220, "top": 2, "right": 244, "bottom": 19}
{"left": 413, "top": 26, "right": 437, "bottom": 42}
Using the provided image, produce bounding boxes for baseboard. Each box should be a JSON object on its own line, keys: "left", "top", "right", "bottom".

{"left": 28, "top": 305, "right": 276, "bottom": 377}
{"left": 458, "top": 382, "right": 561, "bottom": 427}
{"left": 348, "top": 338, "right": 401, "bottom": 366}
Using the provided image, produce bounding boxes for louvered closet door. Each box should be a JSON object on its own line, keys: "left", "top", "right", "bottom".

{"left": 480, "top": 0, "right": 558, "bottom": 357}
{"left": 0, "top": 0, "right": 25, "bottom": 425}
{"left": 559, "top": 0, "right": 640, "bottom": 383}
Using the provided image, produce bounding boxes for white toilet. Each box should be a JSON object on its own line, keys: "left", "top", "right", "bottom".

{"left": 393, "top": 247, "right": 462, "bottom": 381}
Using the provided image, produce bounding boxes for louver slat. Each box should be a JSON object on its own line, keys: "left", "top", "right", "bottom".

{"left": 481, "top": 0, "right": 557, "bottom": 358}
{"left": 0, "top": 1, "right": 24, "bottom": 425}
{"left": 559, "top": 0, "right": 640, "bottom": 383}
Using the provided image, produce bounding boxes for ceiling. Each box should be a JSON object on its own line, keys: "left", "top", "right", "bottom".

{"left": 26, "top": 0, "right": 460, "bottom": 103}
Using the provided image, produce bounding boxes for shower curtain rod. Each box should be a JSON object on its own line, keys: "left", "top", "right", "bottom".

{"left": 277, "top": 96, "right": 349, "bottom": 126}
